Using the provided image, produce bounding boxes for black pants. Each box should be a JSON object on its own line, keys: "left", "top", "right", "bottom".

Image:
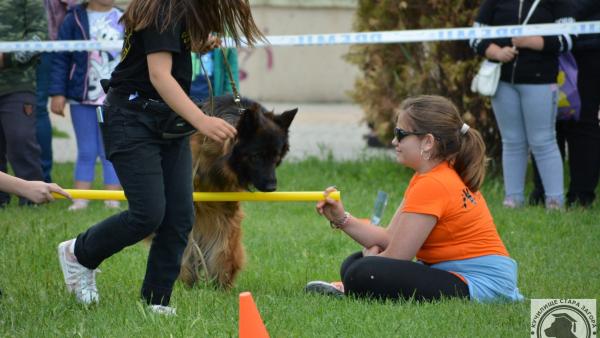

{"left": 74, "top": 95, "right": 194, "bottom": 306}
{"left": 531, "top": 49, "right": 600, "bottom": 207}
{"left": 340, "top": 252, "right": 469, "bottom": 301}
{"left": 531, "top": 119, "right": 600, "bottom": 207}
{"left": 0, "top": 92, "right": 43, "bottom": 206}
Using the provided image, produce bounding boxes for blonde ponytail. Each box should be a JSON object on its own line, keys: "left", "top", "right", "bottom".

{"left": 453, "top": 127, "right": 486, "bottom": 192}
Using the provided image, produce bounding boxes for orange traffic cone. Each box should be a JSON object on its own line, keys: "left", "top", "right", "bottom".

{"left": 239, "top": 292, "right": 269, "bottom": 338}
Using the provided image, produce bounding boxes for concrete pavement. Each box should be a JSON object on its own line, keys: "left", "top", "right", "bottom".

{"left": 50, "top": 102, "right": 394, "bottom": 163}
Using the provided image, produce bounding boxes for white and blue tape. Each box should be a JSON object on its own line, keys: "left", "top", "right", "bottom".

{"left": 1, "top": 21, "right": 598, "bottom": 52}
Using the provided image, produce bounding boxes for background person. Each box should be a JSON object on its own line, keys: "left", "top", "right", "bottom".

{"left": 190, "top": 48, "right": 239, "bottom": 102}
{"left": 306, "top": 96, "right": 524, "bottom": 303}
{"left": 470, "top": 0, "right": 575, "bottom": 209}
{"left": 0, "top": 172, "right": 71, "bottom": 298}
{"left": 35, "top": 0, "right": 80, "bottom": 183}
{"left": 567, "top": 0, "right": 600, "bottom": 206}
{"left": 56, "top": 0, "right": 264, "bottom": 315}
{"left": 530, "top": 0, "right": 600, "bottom": 207}
{"left": 0, "top": 0, "right": 47, "bottom": 207}
{"left": 49, "top": 0, "right": 123, "bottom": 210}
{"left": 0, "top": 171, "right": 71, "bottom": 204}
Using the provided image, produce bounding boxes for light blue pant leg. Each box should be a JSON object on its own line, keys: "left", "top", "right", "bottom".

{"left": 518, "top": 83, "right": 563, "bottom": 204}
{"left": 491, "top": 81, "right": 529, "bottom": 204}
{"left": 70, "top": 104, "right": 119, "bottom": 185}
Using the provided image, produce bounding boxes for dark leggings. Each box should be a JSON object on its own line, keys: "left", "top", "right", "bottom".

{"left": 340, "top": 252, "right": 470, "bottom": 301}
{"left": 74, "top": 96, "right": 194, "bottom": 306}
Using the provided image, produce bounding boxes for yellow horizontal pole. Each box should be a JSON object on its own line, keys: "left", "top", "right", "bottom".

{"left": 53, "top": 189, "right": 341, "bottom": 202}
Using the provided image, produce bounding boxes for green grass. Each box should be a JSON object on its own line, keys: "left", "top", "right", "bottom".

{"left": 51, "top": 126, "right": 70, "bottom": 139}
{"left": 1, "top": 158, "right": 599, "bottom": 337}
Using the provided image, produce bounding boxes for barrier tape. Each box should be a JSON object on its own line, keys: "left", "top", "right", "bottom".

{"left": 1, "top": 21, "right": 599, "bottom": 52}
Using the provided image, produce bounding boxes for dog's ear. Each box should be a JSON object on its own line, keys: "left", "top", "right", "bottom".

{"left": 236, "top": 108, "right": 260, "bottom": 138}
{"left": 274, "top": 108, "right": 297, "bottom": 131}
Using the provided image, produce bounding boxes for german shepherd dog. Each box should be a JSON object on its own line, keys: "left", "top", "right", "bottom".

{"left": 179, "top": 95, "right": 297, "bottom": 288}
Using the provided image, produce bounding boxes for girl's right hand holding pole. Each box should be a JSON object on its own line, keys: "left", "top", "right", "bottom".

{"left": 316, "top": 186, "right": 347, "bottom": 224}
{"left": 316, "top": 186, "right": 390, "bottom": 250}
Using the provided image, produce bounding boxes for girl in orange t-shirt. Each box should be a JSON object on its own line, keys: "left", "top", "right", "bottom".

{"left": 307, "top": 95, "right": 523, "bottom": 302}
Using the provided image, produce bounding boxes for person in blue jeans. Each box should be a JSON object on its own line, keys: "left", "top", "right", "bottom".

{"left": 35, "top": 0, "right": 80, "bottom": 183}
{"left": 470, "top": 0, "right": 575, "bottom": 209}
{"left": 35, "top": 53, "right": 54, "bottom": 183}
{"left": 190, "top": 48, "right": 239, "bottom": 102}
{"left": 49, "top": 0, "right": 123, "bottom": 210}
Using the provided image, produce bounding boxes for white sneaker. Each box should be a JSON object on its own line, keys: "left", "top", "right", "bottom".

{"left": 305, "top": 281, "right": 345, "bottom": 297}
{"left": 104, "top": 200, "right": 120, "bottom": 209}
{"left": 57, "top": 239, "right": 99, "bottom": 304}
{"left": 148, "top": 304, "right": 176, "bottom": 316}
{"left": 68, "top": 199, "right": 89, "bottom": 211}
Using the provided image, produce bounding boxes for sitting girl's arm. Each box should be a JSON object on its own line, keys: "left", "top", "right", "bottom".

{"left": 147, "top": 52, "right": 237, "bottom": 143}
{"left": 317, "top": 187, "right": 390, "bottom": 249}
{"left": 379, "top": 212, "right": 436, "bottom": 260}
{"left": 337, "top": 217, "right": 390, "bottom": 249}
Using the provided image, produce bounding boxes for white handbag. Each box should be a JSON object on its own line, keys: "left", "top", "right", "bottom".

{"left": 471, "top": 0, "right": 542, "bottom": 97}
{"left": 471, "top": 60, "right": 501, "bottom": 96}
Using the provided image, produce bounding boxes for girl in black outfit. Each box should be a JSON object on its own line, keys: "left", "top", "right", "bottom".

{"left": 57, "top": 0, "right": 264, "bottom": 314}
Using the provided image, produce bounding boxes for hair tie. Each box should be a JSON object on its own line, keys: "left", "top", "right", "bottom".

{"left": 460, "top": 123, "right": 470, "bottom": 135}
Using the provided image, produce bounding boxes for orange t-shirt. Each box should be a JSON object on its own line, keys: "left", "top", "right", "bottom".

{"left": 401, "top": 162, "right": 509, "bottom": 264}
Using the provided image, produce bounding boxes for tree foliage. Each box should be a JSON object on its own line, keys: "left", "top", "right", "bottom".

{"left": 345, "top": 0, "right": 501, "bottom": 166}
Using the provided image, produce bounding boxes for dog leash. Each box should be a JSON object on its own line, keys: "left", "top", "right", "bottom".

{"left": 219, "top": 48, "right": 245, "bottom": 112}
{"left": 198, "top": 57, "right": 215, "bottom": 116}
{"left": 199, "top": 47, "right": 245, "bottom": 115}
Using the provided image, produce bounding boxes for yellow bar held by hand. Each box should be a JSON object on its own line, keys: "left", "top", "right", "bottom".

{"left": 53, "top": 189, "right": 341, "bottom": 202}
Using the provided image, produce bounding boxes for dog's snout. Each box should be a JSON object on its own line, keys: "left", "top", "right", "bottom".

{"left": 257, "top": 181, "right": 277, "bottom": 192}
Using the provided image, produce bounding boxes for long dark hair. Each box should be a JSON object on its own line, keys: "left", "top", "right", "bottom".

{"left": 121, "top": 0, "right": 265, "bottom": 50}
{"left": 399, "top": 95, "right": 487, "bottom": 192}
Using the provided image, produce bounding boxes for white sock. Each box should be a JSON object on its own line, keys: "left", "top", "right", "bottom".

{"left": 69, "top": 239, "right": 76, "bottom": 256}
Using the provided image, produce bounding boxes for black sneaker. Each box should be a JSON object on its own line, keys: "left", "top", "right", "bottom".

{"left": 305, "top": 281, "right": 344, "bottom": 297}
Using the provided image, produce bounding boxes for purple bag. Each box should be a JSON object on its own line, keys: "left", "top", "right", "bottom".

{"left": 556, "top": 52, "right": 581, "bottom": 121}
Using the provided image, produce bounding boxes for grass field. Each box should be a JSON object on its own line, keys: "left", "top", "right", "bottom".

{"left": 1, "top": 158, "right": 599, "bottom": 337}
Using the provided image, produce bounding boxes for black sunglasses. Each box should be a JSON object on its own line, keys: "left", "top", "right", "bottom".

{"left": 394, "top": 127, "right": 427, "bottom": 141}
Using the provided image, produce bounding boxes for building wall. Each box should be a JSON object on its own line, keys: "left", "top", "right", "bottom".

{"left": 112, "top": 1, "right": 359, "bottom": 102}
{"left": 240, "top": 6, "right": 358, "bottom": 102}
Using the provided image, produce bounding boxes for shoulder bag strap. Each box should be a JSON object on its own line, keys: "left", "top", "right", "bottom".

{"left": 523, "top": 0, "right": 542, "bottom": 25}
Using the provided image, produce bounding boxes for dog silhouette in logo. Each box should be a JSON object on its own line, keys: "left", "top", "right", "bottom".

{"left": 544, "top": 312, "right": 577, "bottom": 338}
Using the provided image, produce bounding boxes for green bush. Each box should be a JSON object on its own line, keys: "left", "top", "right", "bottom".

{"left": 345, "top": 0, "right": 501, "bottom": 168}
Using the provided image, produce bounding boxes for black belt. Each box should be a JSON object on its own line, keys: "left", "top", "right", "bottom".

{"left": 105, "top": 89, "right": 197, "bottom": 139}
{"left": 106, "top": 89, "right": 172, "bottom": 115}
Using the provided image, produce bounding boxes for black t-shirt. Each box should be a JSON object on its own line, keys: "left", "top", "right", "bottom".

{"left": 109, "top": 20, "right": 191, "bottom": 100}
